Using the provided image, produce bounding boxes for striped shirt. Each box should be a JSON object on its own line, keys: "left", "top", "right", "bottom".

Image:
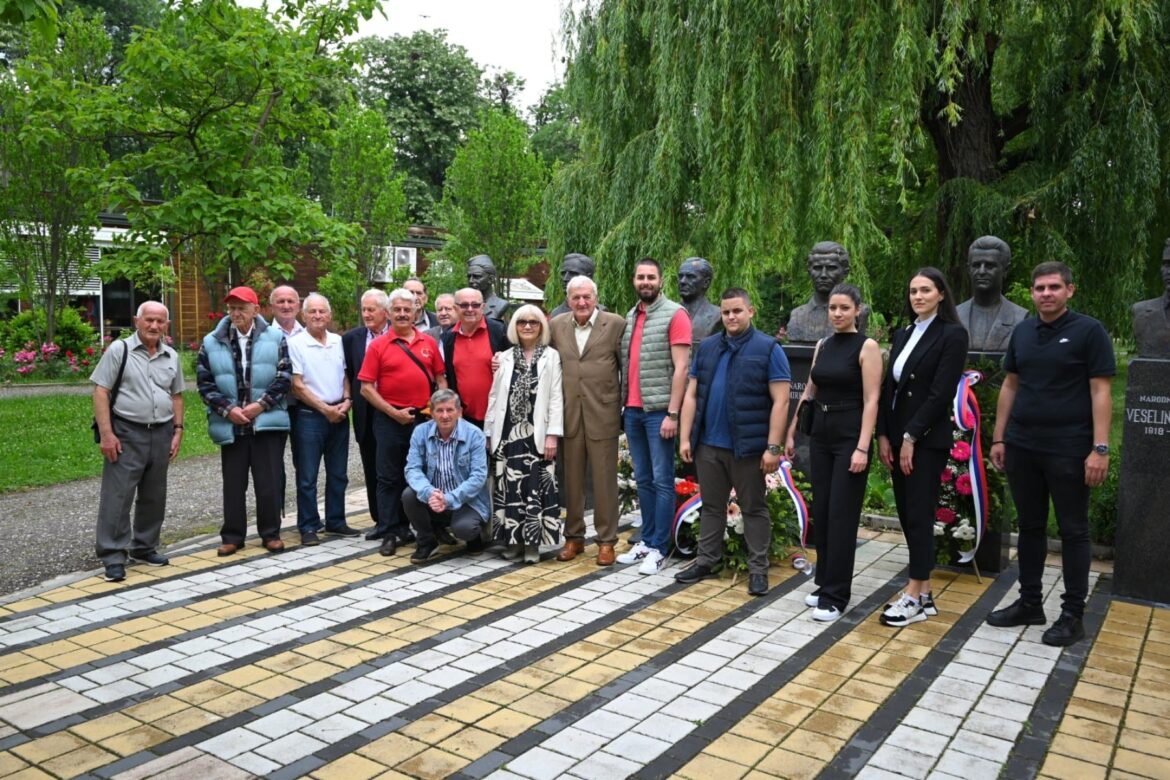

{"left": 433, "top": 433, "right": 459, "bottom": 494}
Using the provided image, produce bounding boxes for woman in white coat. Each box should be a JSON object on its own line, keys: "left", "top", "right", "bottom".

{"left": 485, "top": 305, "right": 564, "bottom": 562}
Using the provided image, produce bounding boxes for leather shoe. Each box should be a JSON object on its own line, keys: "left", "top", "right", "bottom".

{"left": 411, "top": 541, "right": 438, "bottom": 564}
{"left": 263, "top": 538, "right": 285, "bottom": 553}
{"left": 986, "top": 599, "right": 1046, "bottom": 627}
{"left": 748, "top": 573, "right": 769, "bottom": 596}
{"left": 556, "top": 540, "right": 585, "bottom": 562}
{"left": 325, "top": 525, "right": 361, "bottom": 537}
{"left": 216, "top": 543, "right": 239, "bottom": 557}
{"left": 675, "top": 563, "right": 717, "bottom": 584}
{"left": 365, "top": 530, "right": 386, "bottom": 541}
{"left": 379, "top": 536, "right": 397, "bottom": 556}
{"left": 1042, "top": 612, "right": 1085, "bottom": 647}
{"left": 596, "top": 543, "right": 616, "bottom": 566}
{"left": 300, "top": 532, "right": 320, "bottom": 546}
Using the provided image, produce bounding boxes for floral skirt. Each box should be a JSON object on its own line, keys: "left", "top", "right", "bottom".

{"left": 491, "top": 419, "right": 562, "bottom": 547}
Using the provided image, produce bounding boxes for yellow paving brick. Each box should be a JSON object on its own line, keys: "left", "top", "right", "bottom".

{"left": 730, "top": 713, "right": 795, "bottom": 745}
{"left": 5, "top": 767, "right": 54, "bottom": 780}
{"left": 285, "top": 660, "right": 343, "bottom": 683}
{"left": 394, "top": 747, "right": 470, "bottom": 778}
{"left": 704, "top": 733, "right": 772, "bottom": 767}
{"left": 506, "top": 667, "right": 560, "bottom": 690}
{"left": 1071, "top": 681, "right": 1128, "bottom": 709}
{"left": 214, "top": 665, "right": 274, "bottom": 688}
{"left": 152, "top": 706, "right": 220, "bottom": 736}
{"left": 46, "top": 648, "right": 105, "bottom": 669}
{"left": 476, "top": 709, "right": 541, "bottom": 738}
{"left": 310, "top": 753, "right": 387, "bottom": 780}
{"left": 99, "top": 723, "right": 170, "bottom": 757}
{"left": 11, "top": 732, "right": 88, "bottom": 764}
{"left": 0, "top": 660, "right": 57, "bottom": 684}
{"left": 755, "top": 698, "right": 816, "bottom": 726}
{"left": 201, "top": 689, "right": 266, "bottom": 717}
{"left": 1128, "top": 692, "right": 1170, "bottom": 718}
{"left": 541, "top": 676, "right": 597, "bottom": 702}
{"left": 1084, "top": 653, "right": 1137, "bottom": 677}
{"left": 532, "top": 653, "right": 587, "bottom": 675}
{"left": 1079, "top": 666, "right": 1134, "bottom": 691}
{"left": 570, "top": 663, "right": 624, "bottom": 687}
{"left": 357, "top": 636, "right": 411, "bottom": 655}
{"left": 1057, "top": 715, "right": 1118, "bottom": 744}
{"left": 68, "top": 712, "right": 140, "bottom": 742}
{"left": 400, "top": 714, "right": 464, "bottom": 743}
{"left": 432, "top": 696, "right": 500, "bottom": 725}
{"left": 791, "top": 668, "right": 849, "bottom": 692}
{"left": 468, "top": 679, "right": 530, "bottom": 705}
{"left": 560, "top": 641, "right": 612, "bottom": 662}
{"left": 356, "top": 733, "right": 428, "bottom": 765}
{"left": 833, "top": 678, "right": 893, "bottom": 704}
{"left": 1039, "top": 753, "right": 1108, "bottom": 779}
{"left": 121, "top": 695, "right": 189, "bottom": 722}
{"left": 1119, "top": 728, "right": 1170, "bottom": 759}
{"left": 436, "top": 726, "right": 506, "bottom": 758}
{"left": 172, "top": 679, "right": 235, "bottom": 705}
{"left": 779, "top": 728, "right": 846, "bottom": 761}
{"left": 1048, "top": 732, "right": 1112, "bottom": 766}
{"left": 0, "top": 752, "right": 29, "bottom": 775}
{"left": 677, "top": 753, "right": 750, "bottom": 779}
{"left": 817, "top": 694, "right": 880, "bottom": 722}
{"left": 37, "top": 744, "right": 118, "bottom": 779}
{"left": 799, "top": 710, "right": 864, "bottom": 741}
{"left": 1126, "top": 711, "right": 1170, "bottom": 739}
{"left": 755, "top": 746, "right": 825, "bottom": 780}
{"left": 244, "top": 673, "right": 305, "bottom": 699}
{"left": 510, "top": 691, "right": 568, "bottom": 720}
{"left": 1112, "top": 748, "right": 1170, "bottom": 779}
{"left": 1064, "top": 697, "right": 1125, "bottom": 724}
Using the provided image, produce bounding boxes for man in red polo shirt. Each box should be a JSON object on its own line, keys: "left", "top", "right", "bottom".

{"left": 440, "top": 288, "right": 509, "bottom": 428}
{"left": 358, "top": 288, "right": 446, "bottom": 556}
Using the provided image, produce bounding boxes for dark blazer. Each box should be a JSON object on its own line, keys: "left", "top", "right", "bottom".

{"left": 342, "top": 325, "right": 378, "bottom": 444}
{"left": 440, "top": 318, "right": 509, "bottom": 399}
{"left": 877, "top": 319, "right": 969, "bottom": 450}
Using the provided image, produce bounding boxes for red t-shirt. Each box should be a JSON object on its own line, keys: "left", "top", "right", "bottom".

{"left": 626, "top": 306, "right": 692, "bottom": 407}
{"left": 357, "top": 328, "right": 444, "bottom": 409}
{"left": 452, "top": 319, "right": 494, "bottom": 420}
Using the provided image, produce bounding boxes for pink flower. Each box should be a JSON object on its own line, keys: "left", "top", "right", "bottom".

{"left": 940, "top": 467, "right": 954, "bottom": 484}
{"left": 950, "top": 441, "right": 971, "bottom": 461}
{"left": 955, "top": 474, "right": 973, "bottom": 496}
{"left": 935, "top": 507, "right": 957, "bottom": 524}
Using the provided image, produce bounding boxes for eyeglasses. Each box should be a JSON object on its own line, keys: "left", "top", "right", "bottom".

{"left": 457, "top": 302, "right": 483, "bottom": 310}
{"left": 516, "top": 319, "right": 541, "bottom": 328}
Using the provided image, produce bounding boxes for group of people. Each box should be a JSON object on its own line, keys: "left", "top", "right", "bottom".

{"left": 91, "top": 242, "right": 1114, "bottom": 648}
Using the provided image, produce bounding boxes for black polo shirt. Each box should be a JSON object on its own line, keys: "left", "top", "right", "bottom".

{"left": 1003, "top": 309, "right": 1115, "bottom": 455}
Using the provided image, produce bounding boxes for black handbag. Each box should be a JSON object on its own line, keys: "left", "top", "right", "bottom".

{"left": 796, "top": 399, "right": 815, "bottom": 435}
{"left": 91, "top": 340, "right": 129, "bottom": 443}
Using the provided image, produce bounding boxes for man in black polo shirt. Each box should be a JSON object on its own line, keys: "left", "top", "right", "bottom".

{"left": 986, "top": 261, "right": 1114, "bottom": 646}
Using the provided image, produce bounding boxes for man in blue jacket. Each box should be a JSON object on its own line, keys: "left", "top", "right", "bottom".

{"left": 197, "top": 286, "right": 292, "bottom": 557}
{"left": 403, "top": 389, "right": 491, "bottom": 563}
{"left": 676, "top": 288, "right": 791, "bottom": 596}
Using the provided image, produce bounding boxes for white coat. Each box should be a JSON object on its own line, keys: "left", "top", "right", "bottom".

{"left": 485, "top": 346, "right": 565, "bottom": 450}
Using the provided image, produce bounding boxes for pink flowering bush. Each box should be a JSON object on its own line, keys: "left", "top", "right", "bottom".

{"left": 935, "top": 428, "right": 979, "bottom": 563}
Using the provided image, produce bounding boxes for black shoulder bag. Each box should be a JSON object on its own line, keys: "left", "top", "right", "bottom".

{"left": 794, "top": 338, "right": 824, "bottom": 435}
{"left": 91, "top": 340, "right": 130, "bottom": 443}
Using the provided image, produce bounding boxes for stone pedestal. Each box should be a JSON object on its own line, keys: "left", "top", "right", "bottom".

{"left": 1114, "top": 359, "right": 1170, "bottom": 603}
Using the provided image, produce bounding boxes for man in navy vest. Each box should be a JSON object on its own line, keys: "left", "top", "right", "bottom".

{"left": 676, "top": 288, "right": 792, "bottom": 596}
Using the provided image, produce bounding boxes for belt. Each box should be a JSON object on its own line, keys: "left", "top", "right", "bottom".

{"left": 816, "top": 401, "right": 862, "bottom": 413}
{"left": 113, "top": 415, "right": 172, "bottom": 430}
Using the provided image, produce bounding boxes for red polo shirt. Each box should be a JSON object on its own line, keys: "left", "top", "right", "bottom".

{"left": 452, "top": 318, "right": 494, "bottom": 420}
{"left": 358, "top": 328, "right": 444, "bottom": 409}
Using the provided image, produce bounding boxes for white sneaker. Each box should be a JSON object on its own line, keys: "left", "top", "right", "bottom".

{"left": 616, "top": 541, "right": 649, "bottom": 565}
{"left": 881, "top": 597, "right": 926, "bottom": 627}
{"left": 637, "top": 549, "right": 666, "bottom": 575}
{"left": 812, "top": 605, "right": 842, "bottom": 622}
{"left": 805, "top": 592, "right": 820, "bottom": 608}
{"left": 882, "top": 593, "right": 914, "bottom": 619}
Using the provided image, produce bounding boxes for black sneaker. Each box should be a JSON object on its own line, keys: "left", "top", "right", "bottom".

{"left": 325, "top": 525, "right": 361, "bottom": 537}
{"left": 103, "top": 563, "right": 126, "bottom": 582}
{"left": 365, "top": 530, "right": 387, "bottom": 541}
{"left": 674, "top": 563, "right": 717, "bottom": 584}
{"left": 748, "top": 573, "right": 769, "bottom": 596}
{"left": 410, "top": 541, "right": 438, "bottom": 564}
{"left": 986, "top": 599, "right": 1046, "bottom": 627}
{"left": 301, "top": 532, "right": 320, "bottom": 547}
{"left": 1042, "top": 612, "right": 1085, "bottom": 647}
{"left": 128, "top": 551, "right": 169, "bottom": 566}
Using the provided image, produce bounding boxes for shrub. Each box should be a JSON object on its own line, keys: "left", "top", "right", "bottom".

{"left": 1, "top": 307, "right": 97, "bottom": 356}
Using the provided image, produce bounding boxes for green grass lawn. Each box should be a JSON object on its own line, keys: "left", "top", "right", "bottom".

{"left": 0, "top": 390, "right": 218, "bottom": 493}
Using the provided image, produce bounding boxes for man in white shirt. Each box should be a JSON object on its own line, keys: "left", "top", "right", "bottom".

{"left": 287, "top": 293, "right": 358, "bottom": 545}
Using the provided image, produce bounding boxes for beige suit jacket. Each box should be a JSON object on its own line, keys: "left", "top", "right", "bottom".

{"left": 550, "top": 311, "right": 626, "bottom": 440}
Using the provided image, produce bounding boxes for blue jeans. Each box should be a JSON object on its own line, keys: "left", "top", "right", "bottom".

{"left": 293, "top": 407, "right": 350, "bottom": 534}
{"left": 624, "top": 407, "right": 675, "bottom": 554}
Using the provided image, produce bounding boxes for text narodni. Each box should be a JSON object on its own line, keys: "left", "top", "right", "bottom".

{"left": 1127, "top": 404, "right": 1170, "bottom": 437}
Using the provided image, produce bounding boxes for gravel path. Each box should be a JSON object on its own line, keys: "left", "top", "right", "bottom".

{"left": 0, "top": 442, "right": 369, "bottom": 597}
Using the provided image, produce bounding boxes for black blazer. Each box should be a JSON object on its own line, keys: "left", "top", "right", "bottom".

{"left": 342, "top": 325, "right": 377, "bottom": 444}
{"left": 877, "top": 319, "right": 969, "bottom": 450}
{"left": 439, "top": 318, "right": 510, "bottom": 398}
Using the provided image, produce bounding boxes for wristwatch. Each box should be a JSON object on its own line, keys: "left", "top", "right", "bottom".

{"left": 667, "top": 410, "right": 679, "bottom": 421}
{"left": 903, "top": 432, "right": 917, "bottom": 445}
{"left": 767, "top": 444, "right": 782, "bottom": 456}
{"left": 1093, "top": 443, "right": 1110, "bottom": 455}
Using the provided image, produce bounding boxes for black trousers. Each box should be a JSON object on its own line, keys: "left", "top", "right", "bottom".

{"left": 1006, "top": 445, "right": 1091, "bottom": 617}
{"left": 220, "top": 431, "right": 287, "bottom": 545}
{"left": 809, "top": 408, "right": 868, "bottom": 611}
{"left": 356, "top": 424, "right": 379, "bottom": 524}
{"left": 372, "top": 412, "right": 417, "bottom": 539}
{"left": 890, "top": 444, "right": 949, "bottom": 581}
{"left": 402, "top": 487, "right": 485, "bottom": 546}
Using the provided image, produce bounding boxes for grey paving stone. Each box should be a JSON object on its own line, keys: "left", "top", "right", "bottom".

{"left": 566, "top": 750, "right": 643, "bottom": 780}
{"left": 962, "top": 711, "right": 1024, "bottom": 742}
{"left": 253, "top": 732, "right": 328, "bottom": 763}
{"left": 631, "top": 711, "right": 696, "bottom": 743}
{"left": 934, "top": 748, "right": 1003, "bottom": 780}
{"left": 86, "top": 678, "right": 147, "bottom": 704}
{"left": 625, "top": 677, "right": 689, "bottom": 704}
{"left": 289, "top": 693, "right": 352, "bottom": 720}
{"left": 309, "top": 712, "right": 366, "bottom": 742}
{"left": 868, "top": 743, "right": 936, "bottom": 779}
{"left": 604, "top": 731, "right": 672, "bottom": 764}
{"left": 885, "top": 724, "right": 950, "bottom": 757}
{"left": 902, "top": 708, "right": 963, "bottom": 738}
{"left": 574, "top": 709, "right": 641, "bottom": 739}
{"left": 950, "top": 728, "right": 1014, "bottom": 763}
{"left": 926, "top": 675, "right": 986, "bottom": 703}
{"left": 248, "top": 709, "right": 314, "bottom": 739}
{"left": 199, "top": 728, "right": 268, "bottom": 759}
{"left": 504, "top": 746, "right": 580, "bottom": 780}
{"left": 345, "top": 695, "right": 407, "bottom": 724}
{"left": 229, "top": 751, "right": 282, "bottom": 777}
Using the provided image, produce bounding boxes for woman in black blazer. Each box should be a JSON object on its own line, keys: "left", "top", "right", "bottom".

{"left": 877, "top": 267, "right": 969, "bottom": 627}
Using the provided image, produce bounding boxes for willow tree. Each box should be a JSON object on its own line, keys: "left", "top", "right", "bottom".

{"left": 543, "top": 0, "right": 1169, "bottom": 329}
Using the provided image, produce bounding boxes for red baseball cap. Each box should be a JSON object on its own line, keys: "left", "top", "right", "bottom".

{"left": 223, "top": 286, "right": 259, "bottom": 305}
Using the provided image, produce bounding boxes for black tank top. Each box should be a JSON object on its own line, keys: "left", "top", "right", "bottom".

{"left": 810, "top": 332, "right": 865, "bottom": 405}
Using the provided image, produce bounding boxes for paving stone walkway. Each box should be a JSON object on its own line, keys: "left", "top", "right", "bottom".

{"left": 0, "top": 497, "right": 1166, "bottom": 780}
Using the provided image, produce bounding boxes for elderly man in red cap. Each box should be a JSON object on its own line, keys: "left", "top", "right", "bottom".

{"left": 197, "top": 286, "right": 293, "bottom": 556}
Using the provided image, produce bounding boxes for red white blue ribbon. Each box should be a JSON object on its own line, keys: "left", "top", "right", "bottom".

{"left": 778, "top": 458, "right": 810, "bottom": 552}
{"left": 671, "top": 493, "right": 703, "bottom": 556}
{"left": 952, "top": 370, "right": 987, "bottom": 564}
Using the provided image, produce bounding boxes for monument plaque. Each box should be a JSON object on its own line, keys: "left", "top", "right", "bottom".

{"left": 1113, "top": 358, "right": 1170, "bottom": 602}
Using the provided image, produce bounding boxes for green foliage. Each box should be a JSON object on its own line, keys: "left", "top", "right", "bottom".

{"left": 529, "top": 83, "right": 579, "bottom": 171}
{"left": 101, "top": 0, "right": 373, "bottom": 293}
{"left": 315, "top": 266, "right": 360, "bottom": 332}
{"left": 0, "top": 10, "right": 109, "bottom": 343}
{"left": 548, "top": 1, "right": 1170, "bottom": 330}
{"left": 1089, "top": 458, "right": 1119, "bottom": 547}
{"left": 481, "top": 68, "right": 525, "bottom": 116}
{"left": 439, "top": 109, "right": 546, "bottom": 297}
{"left": 864, "top": 468, "right": 896, "bottom": 515}
{"left": 0, "top": 0, "right": 59, "bottom": 41}
{"left": 355, "top": 30, "right": 485, "bottom": 223}
{"left": 1, "top": 306, "right": 97, "bottom": 355}
{"left": 421, "top": 255, "right": 466, "bottom": 304}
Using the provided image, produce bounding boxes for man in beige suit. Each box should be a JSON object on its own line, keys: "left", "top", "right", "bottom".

{"left": 551, "top": 275, "right": 627, "bottom": 565}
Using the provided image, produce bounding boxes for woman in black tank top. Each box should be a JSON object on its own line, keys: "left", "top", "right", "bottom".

{"left": 785, "top": 284, "right": 882, "bottom": 622}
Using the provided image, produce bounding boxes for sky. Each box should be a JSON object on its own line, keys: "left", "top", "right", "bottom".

{"left": 357, "top": 0, "right": 570, "bottom": 112}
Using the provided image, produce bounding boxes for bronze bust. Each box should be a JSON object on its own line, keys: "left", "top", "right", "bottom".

{"left": 1132, "top": 239, "right": 1170, "bottom": 358}
{"left": 787, "top": 241, "right": 869, "bottom": 342}
{"left": 955, "top": 236, "right": 1028, "bottom": 352}
{"left": 466, "top": 254, "right": 512, "bottom": 322}
{"left": 550, "top": 253, "right": 600, "bottom": 318}
{"left": 678, "top": 257, "right": 722, "bottom": 344}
